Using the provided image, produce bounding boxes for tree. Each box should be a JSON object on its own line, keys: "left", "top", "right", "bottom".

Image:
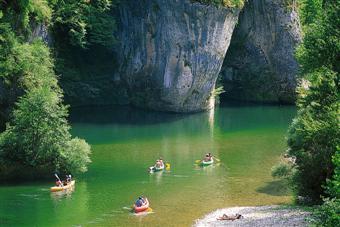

{"left": 0, "top": 86, "right": 91, "bottom": 175}
{"left": 0, "top": 33, "right": 91, "bottom": 178}
{"left": 285, "top": 0, "right": 339, "bottom": 203}
{"left": 287, "top": 68, "right": 339, "bottom": 201}
{"left": 296, "top": 1, "right": 340, "bottom": 74}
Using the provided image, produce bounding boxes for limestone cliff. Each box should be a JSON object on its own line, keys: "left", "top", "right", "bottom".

{"left": 0, "top": 0, "right": 302, "bottom": 122}
{"left": 115, "top": 0, "right": 240, "bottom": 112}
{"left": 220, "top": 0, "right": 301, "bottom": 103}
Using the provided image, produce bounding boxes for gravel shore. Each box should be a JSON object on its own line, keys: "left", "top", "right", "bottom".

{"left": 194, "top": 205, "right": 311, "bottom": 227}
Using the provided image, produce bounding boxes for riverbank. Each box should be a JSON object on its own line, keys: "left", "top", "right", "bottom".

{"left": 194, "top": 205, "right": 311, "bottom": 226}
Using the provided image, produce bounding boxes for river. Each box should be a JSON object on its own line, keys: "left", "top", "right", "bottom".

{"left": 0, "top": 104, "right": 295, "bottom": 226}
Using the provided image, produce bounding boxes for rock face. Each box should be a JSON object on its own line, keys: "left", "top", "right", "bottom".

{"left": 220, "top": 0, "right": 301, "bottom": 103}
{"left": 115, "top": 0, "right": 240, "bottom": 112}
{"left": 28, "top": 22, "right": 52, "bottom": 45}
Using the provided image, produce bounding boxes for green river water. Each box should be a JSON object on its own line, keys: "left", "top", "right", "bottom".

{"left": 0, "top": 105, "right": 296, "bottom": 226}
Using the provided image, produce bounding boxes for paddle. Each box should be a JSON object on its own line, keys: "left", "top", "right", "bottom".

{"left": 147, "top": 207, "right": 153, "bottom": 212}
{"left": 54, "top": 173, "right": 63, "bottom": 187}
{"left": 214, "top": 157, "right": 221, "bottom": 162}
{"left": 195, "top": 155, "right": 220, "bottom": 163}
{"left": 148, "top": 166, "right": 155, "bottom": 172}
{"left": 54, "top": 173, "right": 61, "bottom": 181}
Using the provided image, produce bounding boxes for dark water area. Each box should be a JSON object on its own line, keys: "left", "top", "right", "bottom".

{"left": 0, "top": 105, "right": 296, "bottom": 226}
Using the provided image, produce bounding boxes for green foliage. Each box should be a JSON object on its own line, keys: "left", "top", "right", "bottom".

{"left": 285, "top": 0, "right": 340, "bottom": 204}
{"left": 0, "top": 0, "right": 52, "bottom": 33}
{"left": 61, "top": 138, "right": 91, "bottom": 173}
{"left": 193, "top": 0, "right": 245, "bottom": 8}
{"left": 50, "top": 0, "right": 118, "bottom": 101}
{"left": 271, "top": 162, "right": 294, "bottom": 179}
{"left": 51, "top": 0, "right": 117, "bottom": 48}
{"left": 312, "top": 198, "right": 340, "bottom": 227}
{"left": 298, "top": 0, "right": 323, "bottom": 25}
{"left": 0, "top": 23, "right": 17, "bottom": 80}
{"left": 212, "top": 86, "right": 225, "bottom": 97}
{"left": 326, "top": 151, "right": 340, "bottom": 198}
{"left": 1, "top": 40, "right": 56, "bottom": 89}
{"left": 0, "top": 87, "right": 69, "bottom": 167}
{"left": 0, "top": 13, "right": 91, "bottom": 176}
{"left": 0, "top": 86, "right": 91, "bottom": 173}
{"left": 296, "top": 1, "right": 340, "bottom": 74}
{"left": 288, "top": 68, "right": 339, "bottom": 202}
{"left": 0, "top": 48, "right": 91, "bottom": 174}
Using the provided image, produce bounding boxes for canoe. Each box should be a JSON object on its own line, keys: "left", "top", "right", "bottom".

{"left": 150, "top": 164, "right": 165, "bottom": 172}
{"left": 50, "top": 180, "right": 75, "bottom": 192}
{"left": 201, "top": 158, "right": 214, "bottom": 166}
{"left": 134, "top": 198, "right": 149, "bottom": 213}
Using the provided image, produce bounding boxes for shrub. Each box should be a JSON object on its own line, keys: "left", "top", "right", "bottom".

{"left": 312, "top": 198, "right": 340, "bottom": 227}
{"left": 61, "top": 138, "right": 92, "bottom": 173}
{"left": 326, "top": 150, "right": 340, "bottom": 198}
{"left": 271, "top": 162, "right": 294, "bottom": 179}
{"left": 0, "top": 86, "right": 91, "bottom": 174}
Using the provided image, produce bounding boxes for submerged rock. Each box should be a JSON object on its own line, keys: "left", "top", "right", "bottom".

{"left": 221, "top": 0, "right": 301, "bottom": 104}
{"left": 115, "top": 0, "right": 240, "bottom": 112}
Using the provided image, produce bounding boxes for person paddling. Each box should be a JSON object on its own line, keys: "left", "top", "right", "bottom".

{"left": 208, "top": 153, "right": 213, "bottom": 161}
{"left": 204, "top": 154, "right": 210, "bottom": 162}
{"left": 155, "top": 159, "right": 162, "bottom": 168}
{"left": 54, "top": 173, "right": 63, "bottom": 187}
{"left": 159, "top": 157, "right": 164, "bottom": 167}
{"left": 56, "top": 179, "right": 63, "bottom": 187}
{"left": 66, "top": 174, "right": 72, "bottom": 183}
{"left": 135, "top": 196, "right": 145, "bottom": 207}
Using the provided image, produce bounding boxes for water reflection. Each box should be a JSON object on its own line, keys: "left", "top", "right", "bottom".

{"left": 69, "top": 105, "right": 295, "bottom": 146}
{"left": 149, "top": 171, "right": 164, "bottom": 185}
{"left": 50, "top": 185, "right": 75, "bottom": 201}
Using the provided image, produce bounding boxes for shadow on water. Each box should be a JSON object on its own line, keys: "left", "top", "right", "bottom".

{"left": 256, "top": 179, "right": 291, "bottom": 196}
{"left": 69, "top": 105, "right": 190, "bottom": 125}
{"left": 68, "top": 104, "right": 296, "bottom": 144}
{"left": 68, "top": 105, "right": 215, "bottom": 144}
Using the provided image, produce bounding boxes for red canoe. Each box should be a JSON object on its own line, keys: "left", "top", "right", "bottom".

{"left": 134, "top": 198, "right": 149, "bottom": 213}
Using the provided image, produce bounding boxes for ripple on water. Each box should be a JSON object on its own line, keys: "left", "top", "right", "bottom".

{"left": 172, "top": 175, "right": 189, "bottom": 178}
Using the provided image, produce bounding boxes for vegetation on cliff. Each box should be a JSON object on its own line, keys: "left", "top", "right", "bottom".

{"left": 193, "top": 0, "right": 245, "bottom": 8}
{"left": 50, "top": 0, "right": 120, "bottom": 106}
{"left": 51, "top": 0, "right": 117, "bottom": 48}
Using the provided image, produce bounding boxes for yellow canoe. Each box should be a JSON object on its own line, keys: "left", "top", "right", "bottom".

{"left": 50, "top": 180, "right": 75, "bottom": 192}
